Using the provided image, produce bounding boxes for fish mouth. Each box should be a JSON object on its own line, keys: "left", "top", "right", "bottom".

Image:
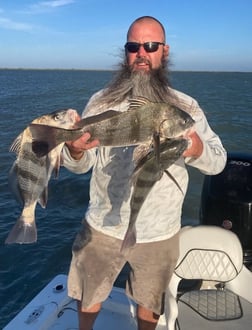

{"left": 164, "top": 127, "right": 196, "bottom": 147}
{"left": 169, "top": 127, "right": 195, "bottom": 151}
{"left": 69, "top": 109, "right": 79, "bottom": 120}
{"left": 160, "top": 120, "right": 195, "bottom": 139}
{"left": 181, "top": 126, "right": 195, "bottom": 138}
{"left": 67, "top": 109, "right": 80, "bottom": 126}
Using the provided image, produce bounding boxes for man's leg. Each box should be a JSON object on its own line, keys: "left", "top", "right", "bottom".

{"left": 137, "top": 305, "right": 160, "bottom": 330}
{"left": 68, "top": 223, "right": 127, "bottom": 330}
{"left": 77, "top": 301, "right": 101, "bottom": 330}
{"left": 77, "top": 300, "right": 159, "bottom": 330}
{"left": 126, "top": 232, "right": 180, "bottom": 329}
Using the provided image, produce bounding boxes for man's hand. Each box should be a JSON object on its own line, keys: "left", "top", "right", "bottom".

{"left": 66, "top": 132, "right": 100, "bottom": 160}
{"left": 183, "top": 131, "right": 203, "bottom": 159}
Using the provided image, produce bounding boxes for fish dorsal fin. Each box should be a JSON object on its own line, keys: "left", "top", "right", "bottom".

{"left": 53, "top": 154, "right": 62, "bottom": 178}
{"left": 77, "top": 110, "right": 119, "bottom": 127}
{"left": 128, "top": 96, "right": 151, "bottom": 110}
{"left": 9, "top": 133, "right": 23, "bottom": 154}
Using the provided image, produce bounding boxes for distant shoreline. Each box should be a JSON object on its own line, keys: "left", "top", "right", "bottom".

{"left": 0, "top": 68, "right": 251, "bottom": 73}
{"left": 0, "top": 67, "right": 114, "bottom": 72}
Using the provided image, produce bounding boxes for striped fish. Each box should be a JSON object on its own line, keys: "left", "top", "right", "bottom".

{"left": 29, "top": 97, "right": 194, "bottom": 157}
{"left": 121, "top": 138, "right": 188, "bottom": 252}
{"left": 5, "top": 109, "right": 79, "bottom": 244}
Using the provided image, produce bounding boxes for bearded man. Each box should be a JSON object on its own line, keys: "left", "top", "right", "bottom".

{"left": 63, "top": 16, "right": 227, "bottom": 330}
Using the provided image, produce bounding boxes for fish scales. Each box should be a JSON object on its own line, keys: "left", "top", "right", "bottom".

{"left": 17, "top": 158, "right": 48, "bottom": 198}
{"left": 82, "top": 102, "right": 187, "bottom": 145}
{"left": 16, "top": 144, "right": 47, "bottom": 193}
{"left": 82, "top": 106, "right": 155, "bottom": 145}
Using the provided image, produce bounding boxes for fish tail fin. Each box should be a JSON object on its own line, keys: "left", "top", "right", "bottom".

{"left": 5, "top": 216, "right": 37, "bottom": 244}
{"left": 120, "top": 226, "right": 136, "bottom": 252}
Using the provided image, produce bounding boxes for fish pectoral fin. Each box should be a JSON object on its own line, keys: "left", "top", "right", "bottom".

{"left": 29, "top": 124, "right": 80, "bottom": 157}
{"left": 164, "top": 169, "right": 184, "bottom": 194}
{"left": 29, "top": 124, "right": 60, "bottom": 156}
{"left": 38, "top": 187, "right": 48, "bottom": 208}
{"left": 52, "top": 154, "right": 61, "bottom": 178}
{"left": 32, "top": 140, "right": 51, "bottom": 157}
{"left": 5, "top": 216, "right": 37, "bottom": 244}
{"left": 153, "top": 132, "right": 160, "bottom": 164}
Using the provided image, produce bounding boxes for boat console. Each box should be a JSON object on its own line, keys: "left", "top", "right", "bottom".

{"left": 200, "top": 152, "right": 252, "bottom": 266}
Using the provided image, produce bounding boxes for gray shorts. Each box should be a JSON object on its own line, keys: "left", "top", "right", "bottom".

{"left": 68, "top": 221, "right": 179, "bottom": 315}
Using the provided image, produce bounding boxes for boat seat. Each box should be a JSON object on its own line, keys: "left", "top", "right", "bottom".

{"left": 164, "top": 225, "right": 252, "bottom": 330}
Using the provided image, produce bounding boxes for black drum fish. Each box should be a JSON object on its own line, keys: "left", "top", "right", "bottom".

{"left": 6, "top": 109, "right": 79, "bottom": 244}
{"left": 29, "top": 97, "right": 194, "bottom": 157}
{"left": 121, "top": 138, "right": 188, "bottom": 252}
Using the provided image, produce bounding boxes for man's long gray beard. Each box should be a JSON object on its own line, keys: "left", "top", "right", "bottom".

{"left": 91, "top": 58, "right": 174, "bottom": 109}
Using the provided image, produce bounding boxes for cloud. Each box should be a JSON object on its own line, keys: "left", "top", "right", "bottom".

{"left": 0, "top": 1, "right": 76, "bottom": 33}
{"left": 29, "top": 0, "right": 75, "bottom": 12}
{"left": 43, "top": 0, "right": 75, "bottom": 7}
{"left": 0, "top": 17, "right": 33, "bottom": 31}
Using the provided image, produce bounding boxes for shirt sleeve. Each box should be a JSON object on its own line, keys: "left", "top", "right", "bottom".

{"left": 185, "top": 102, "right": 227, "bottom": 175}
{"left": 61, "top": 145, "right": 96, "bottom": 174}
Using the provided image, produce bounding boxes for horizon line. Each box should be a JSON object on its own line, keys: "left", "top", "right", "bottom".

{"left": 1, "top": 67, "right": 251, "bottom": 73}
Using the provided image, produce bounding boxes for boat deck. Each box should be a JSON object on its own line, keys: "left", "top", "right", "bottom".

{"left": 4, "top": 274, "right": 252, "bottom": 330}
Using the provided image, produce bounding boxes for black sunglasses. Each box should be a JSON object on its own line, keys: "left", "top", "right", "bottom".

{"left": 124, "top": 41, "right": 165, "bottom": 53}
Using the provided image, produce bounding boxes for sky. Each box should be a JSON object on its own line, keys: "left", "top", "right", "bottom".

{"left": 0, "top": 0, "right": 251, "bottom": 71}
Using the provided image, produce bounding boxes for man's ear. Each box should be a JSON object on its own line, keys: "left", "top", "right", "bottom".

{"left": 163, "top": 44, "right": 169, "bottom": 58}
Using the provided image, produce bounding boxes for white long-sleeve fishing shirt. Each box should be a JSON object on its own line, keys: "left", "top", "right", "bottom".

{"left": 63, "top": 88, "right": 227, "bottom": 243}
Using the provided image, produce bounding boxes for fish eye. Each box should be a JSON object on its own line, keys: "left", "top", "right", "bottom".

{"left": 54, "top": 113, "right": 61, "bottom": 121}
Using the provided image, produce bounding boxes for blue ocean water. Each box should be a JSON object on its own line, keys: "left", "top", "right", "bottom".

{"left": 0, "top": 69, "right": 251, "bottom": 327}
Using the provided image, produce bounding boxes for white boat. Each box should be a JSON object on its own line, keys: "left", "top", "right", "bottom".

{"left": 4, "top": 154, "right": 252, "bottom": 329}
{"left": 3, "top": 225, "right": 252, "bottom": 330}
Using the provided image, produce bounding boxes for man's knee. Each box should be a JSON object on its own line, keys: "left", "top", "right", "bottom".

{"left": 137, "top": 304, "right": 160, "bottom": 322}
{"left": 77, "top": 301, "right": 102, "bottom": 313}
